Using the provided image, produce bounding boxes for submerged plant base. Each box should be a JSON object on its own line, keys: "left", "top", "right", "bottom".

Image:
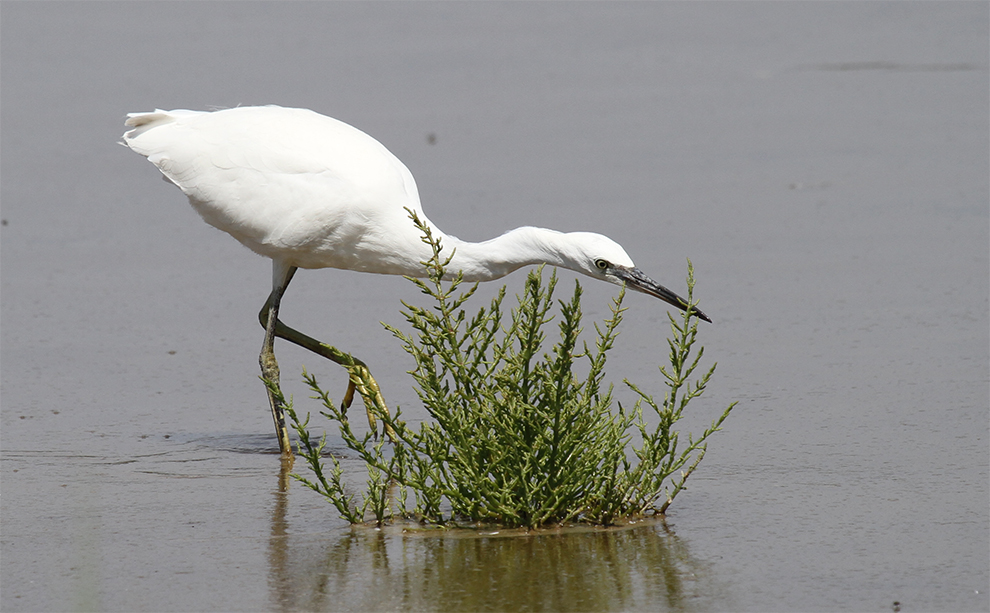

{"left": 286, "top": 211, "right": 735, "bottom": 529}
{"left": 348, "top": 514, "right": 674, "bottom": 539}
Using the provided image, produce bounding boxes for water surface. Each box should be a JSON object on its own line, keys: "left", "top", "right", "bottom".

{"left": 2, "top": 3, "right": 987, "bottom": 611}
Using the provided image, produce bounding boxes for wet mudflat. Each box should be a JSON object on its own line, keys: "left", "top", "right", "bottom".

{"left": 2, "top": 3, "right": 987, "bottom": 612}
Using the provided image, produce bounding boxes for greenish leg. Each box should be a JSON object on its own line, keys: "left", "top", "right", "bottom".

{"left": 258, "top": 266, "right": 396, "bottom": 449}
{"left": 260, "top": 267, "right": 295, "bottom": 460}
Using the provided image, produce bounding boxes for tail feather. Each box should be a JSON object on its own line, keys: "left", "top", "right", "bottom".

{"left": 123, "top": 109, "right": 203, "bottom": 141}
{"left": 125, "top": 110, "right": 168, "bottom": 127}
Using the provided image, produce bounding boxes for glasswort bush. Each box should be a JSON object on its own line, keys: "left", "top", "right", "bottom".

{"left": 284, "top": 212, "right": 735, "bottom": 528}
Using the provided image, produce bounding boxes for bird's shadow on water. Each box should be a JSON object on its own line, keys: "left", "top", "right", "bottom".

{"left": 265, "top": 467, "right": 732, "bottom": 613}
{"left": 120, "top": 429, "right": 362, "bottom": 483}
{"left": 184, "top": 432, "right": 291, "bottom": 455}
{"left": 182, "top": 431, "right": 360, "bottom": 456}
{"left": 126, "top": 432, "right": 318, "bottom": 480}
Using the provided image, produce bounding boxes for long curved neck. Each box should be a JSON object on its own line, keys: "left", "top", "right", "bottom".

{"left": 439, "top": 226, "right": 573, "bottom": 282}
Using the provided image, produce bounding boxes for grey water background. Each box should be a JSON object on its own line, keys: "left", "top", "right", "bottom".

{"left": 2, "top": 2, "right": 987, "bottom": 611}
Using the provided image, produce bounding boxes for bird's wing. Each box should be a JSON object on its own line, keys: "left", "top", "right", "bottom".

{"left": 123, "top": 106, "right": 426, "bottom": 266}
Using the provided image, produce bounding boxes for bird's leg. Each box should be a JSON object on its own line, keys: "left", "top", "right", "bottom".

{"left": 257, "top": 287, "right": 396, "bottom": 441}
{"left": 260, "top": 268, "right": 295, "bottom": 461}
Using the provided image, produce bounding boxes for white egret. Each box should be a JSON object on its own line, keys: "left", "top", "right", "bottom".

{"left": 123, "top": 105, "right": 709, "bottom": 460}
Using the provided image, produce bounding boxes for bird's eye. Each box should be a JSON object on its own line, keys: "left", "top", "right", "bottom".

{"left": 594, "top": 259, "right": 609, "bottom": 270}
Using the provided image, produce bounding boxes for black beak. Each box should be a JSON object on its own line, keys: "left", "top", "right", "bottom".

{"left": 613, "top": 266, "right": 712, "bottom": 323}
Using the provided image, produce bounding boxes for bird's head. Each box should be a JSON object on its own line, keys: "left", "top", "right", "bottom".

{"left": 565, "top": 232, "right": 712, "bottom": 323}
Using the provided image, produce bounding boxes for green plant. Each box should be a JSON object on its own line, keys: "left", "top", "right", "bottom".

{"left": 285, "top": 212, "right": 735, "bottom": 528}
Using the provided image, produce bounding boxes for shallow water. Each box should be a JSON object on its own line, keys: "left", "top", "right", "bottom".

{"left": 2, "top": 3, "right": 988, "bottom": 612}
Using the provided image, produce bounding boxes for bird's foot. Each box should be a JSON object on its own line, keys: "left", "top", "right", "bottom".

{"left": 342, "top": 366, "right": 397, "bottom": 442}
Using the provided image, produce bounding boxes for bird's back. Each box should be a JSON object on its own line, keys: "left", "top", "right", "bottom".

{"left": 124, "top": 106, "right": 433, "bottom": 273}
